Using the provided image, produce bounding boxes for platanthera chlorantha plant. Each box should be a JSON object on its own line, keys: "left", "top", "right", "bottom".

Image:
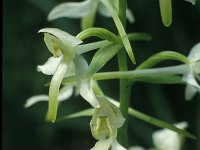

{"left": 25, "top": 0, "right": 199, "bottom": 149}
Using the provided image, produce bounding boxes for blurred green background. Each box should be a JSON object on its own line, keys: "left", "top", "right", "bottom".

{"left": 3, "top": 0, "right": 200, "bottom": 150}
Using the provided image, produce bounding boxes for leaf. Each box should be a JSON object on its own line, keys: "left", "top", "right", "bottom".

{"left": 85, "top": 43, "right": 122, "bottom": 78}
{"left": 137, "top": 51, "right": 189, "bottom": 70}
{"left": 77, "top": 27, "right": 119, "bottom": 42}
{"left": 101, "top": 0, "right": 136, "bottom": 64}
{"left": 159, "top": 0, "right": 172, "bottom": 27}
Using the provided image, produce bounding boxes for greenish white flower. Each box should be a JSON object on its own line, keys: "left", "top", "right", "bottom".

{"left": 38, "top": 28, "right": 100, "bottom": 122}
{"left": 182, "top": 42, "right": 200, "bottom": 100}
{"left": 48, "top": 0, "right": 134, "bottom": 30}
{"left": 90, "top": 97, "right": 126, "bottom": 150}
{"left": 152, "top": 122, "right": 188, "bottom": 150}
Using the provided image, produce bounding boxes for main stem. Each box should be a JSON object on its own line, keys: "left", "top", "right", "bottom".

{"left": 117, "top": 0, "right": 130, "bottom": 147}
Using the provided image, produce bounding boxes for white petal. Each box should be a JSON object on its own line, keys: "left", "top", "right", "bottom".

{"left": 185, "top": 84, "right": 198, "bottom": 101}
{"left": 24, "top": 95, "right": 48, "bottom": 108}
{"left": 111, "top": 139, "right": 127, "bottom": 150}
{"left": 64, "top": 61, "right": 75, "bottom": 77}
{"left": 184, "top": 73, "right": 200, "bottom": 88}
{"left": 80, "top": 79, "right": 100, "bottom": 108}
{"left": 152, "top": 122, "right": 188, "bottom": 150}
{"left": 126, "top": 9, "right": 135, "bottom": 23}
{"left": 74, "top": 55, "right": 89, "bottom": 93}
{"left": 188, "top": 42, "right": 200, "bottom": 61}
{"left": 185, "top": 0, "right": 196, "bottom": 5}
{"left": 98, "top": 3, "right": 111, "bottom": 17}
{"left": 37, "top": 56, "right": 62, "bottom": 75}
{"left": 90, "top": 138, "right": 113, "bottom": 150}
{"left": 39, "top": 28, "right": 82, "bottom": 46}
{"left": 48, "top": 0, "right": 93, "bottom": 21}
{"left": 128, "top": 146, "right": 145, "bottom": 150}
{"left": 58, "top": 85, "right": 74, "bottom": 102}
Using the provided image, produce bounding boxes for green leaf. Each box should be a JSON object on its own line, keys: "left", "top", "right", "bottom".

{"left": 159, "top": 0, "right": 172, "bottom": 27}
{"left": 101, "top": 0, "right": 136, "bottom": 64}
{"left": 76, "top": 27, "right": 119, "bottom": 42}
{"left": 128, "top": 107, "right": 196, "bottom": 139}
{"left": 85, "top": 43, "right": 122, "bottom": 78}
{"left": 58, "top": 108, "right": 95, "bottom": 121}
{"left": 137, "top": 51, "right": 189, "bottom": 70}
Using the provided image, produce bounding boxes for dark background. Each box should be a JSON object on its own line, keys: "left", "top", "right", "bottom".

{"left": 3, "top": 0, "right": 200, "bottom": 150}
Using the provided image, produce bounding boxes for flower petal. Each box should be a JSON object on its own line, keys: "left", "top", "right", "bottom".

{"left": 183, "top": 73, "right": 200, "bottom": 88}
{"left": 90, "top": 138, "right": 113, "bottom": 150}
{"left": 64, "top": 61, "right": 75, "bottom": 77}
{"left": 98, "top": 3, "right": 111, "bottom": 17}
{"left": 188, "top": 42, "right": 200, "bottom": 62}
{"left": 152, "top": 122, "right": 188, "bottom": 150}
{"left": 111, "top": 139, "right": 127, "bottom": 150}
{"left": 80, "top": 78, "right": 100, "bottom": 108}
{"left": 185, "top": 84, "right": 198, "bottom": 101}
{"left": 37, "top": 56, "right": 62, "bottom": 75}
{"left": 48, "top": 0, "right": 93, "bottom": 21}
{"left": 58, "top": 85, "right": 74, "bottom": 102}
{"left": 24, "top": 95, "right": 48, "bottom": 108}
{"left": 128, "top": 146, "right": 145, "bottom": 150}
{"left": 39, "top": 28, "right": 82, "bottom": 46}
{"left": 48, "top": 58, "right": 68, "bottom": 123}
{"left": 185, "top": 0, "right": 196, "bottom": 5}
{"left": 126, "top": 9, "right": 135, "bottom": 23}
{"left": 74, "top": 54, "right": 88, "bottom": 93}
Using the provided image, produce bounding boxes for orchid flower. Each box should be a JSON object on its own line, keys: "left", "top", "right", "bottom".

{"left": 90, "top": 97, "right": 126, "bottom": 150}
{"left": 182, "top": 42, "right": 200, "bottom": 100}
{"left": 152, "top": 122, "right": 188, "bottom": 150}
{"left": 47, "top": 0, "right": 134, "bottom": 30}
{"left": 38, "top": 28, "right": 99, "bottom": 122}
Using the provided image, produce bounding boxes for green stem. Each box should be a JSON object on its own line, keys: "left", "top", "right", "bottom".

{"left": 117, "top": 0, "right": 129, "bottom": 147}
